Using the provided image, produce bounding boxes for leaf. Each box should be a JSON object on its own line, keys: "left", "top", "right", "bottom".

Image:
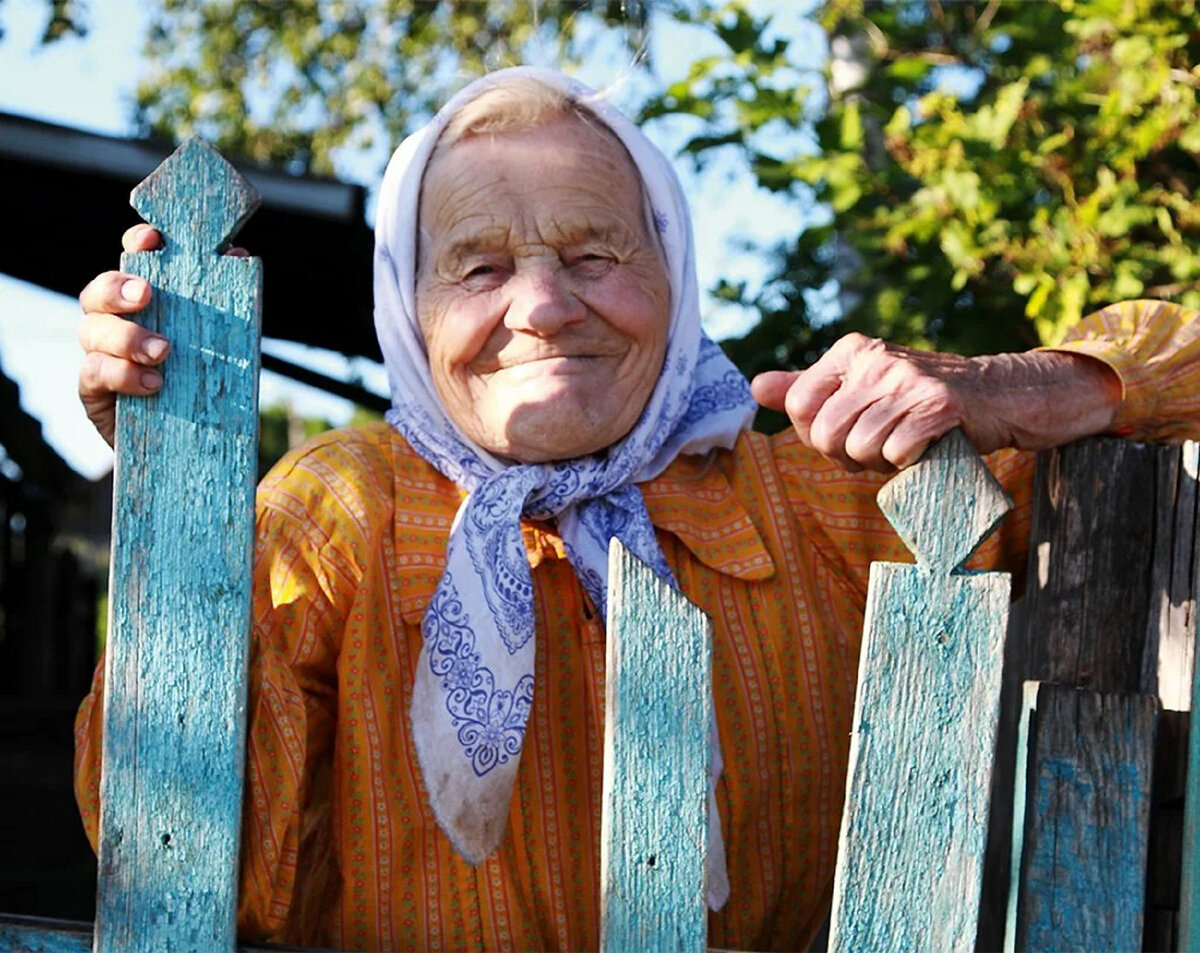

{"left": 840, "top": 99, "right": 863, "bottom": 151}
{"left": 887, "top": 57, "right": 932, "bottom": 83}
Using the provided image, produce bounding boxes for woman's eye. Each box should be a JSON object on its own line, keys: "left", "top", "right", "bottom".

{"left": 571, "top": 253, "right": 614, "bottom": 273}
{"left": 461, "top": 263, "right": 505, "bottom": 287}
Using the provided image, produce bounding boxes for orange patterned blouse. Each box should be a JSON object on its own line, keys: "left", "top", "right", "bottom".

{"left": 75, "top": 301, "right": 1200, "bottom": 951}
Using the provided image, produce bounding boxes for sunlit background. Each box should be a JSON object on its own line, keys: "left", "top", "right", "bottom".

{"left": 0, "top": 0, "right": 820, "bottom": 480}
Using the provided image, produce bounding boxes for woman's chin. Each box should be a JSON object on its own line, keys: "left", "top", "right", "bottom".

{"left": 477, "top": 400, "right": 637, "bottom": 464}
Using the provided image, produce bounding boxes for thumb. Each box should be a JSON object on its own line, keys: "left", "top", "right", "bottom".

{"left": 750, "top": 370, "right": 801, "bottom": 410}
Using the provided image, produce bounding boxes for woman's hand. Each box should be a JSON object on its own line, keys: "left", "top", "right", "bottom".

{"left": 77, "top": 224, "right": 248, "bottom": 447}
{"left": 751, "top": 332, "right": 1123, "bottom": 473}
{"left": 77, "top": 224, "right": 167, "bottom": 446}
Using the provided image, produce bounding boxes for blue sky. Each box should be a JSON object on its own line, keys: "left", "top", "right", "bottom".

{"left": 0, "top": 0, "right": 819, "bottom": 479}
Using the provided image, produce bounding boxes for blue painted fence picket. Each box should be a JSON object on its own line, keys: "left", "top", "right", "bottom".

{"left": 96, "top": 138, "right": 262, "bottom": 953}
{"left": 828, "top": 429, "right": 1014, "bottom": 952}
{"left": 600, "top": 539, "right": 712, "bottom": 953}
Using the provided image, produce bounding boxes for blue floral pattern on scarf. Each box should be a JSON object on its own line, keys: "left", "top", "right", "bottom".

{"left": 425, "top": 572, "right": 535, "bottom": 777}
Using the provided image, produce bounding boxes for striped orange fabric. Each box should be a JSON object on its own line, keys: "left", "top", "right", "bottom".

{"left": 74, "top": 301, "right": 1200, "bottom": 951}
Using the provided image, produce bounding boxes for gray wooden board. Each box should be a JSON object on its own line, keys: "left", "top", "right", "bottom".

{"left": 95, "top": 138, "right": 261, "bottom": 953}
{"left": 1022, "top": 438, "right": 1180, "bottom": 694}
{"left": 980, "top": 438, "right": 1199, "bottom": 950}
{"left": 1140, "top": 441, "right": 1199, "bottom": 708}
{"left": 601, "top": 539, "right": 712, "bottom": 953}
{"left": 1008, "top": 683, "right": 1158, "bottom": 952}
{"left": 1180, "top": 443, "right": 1200, "bottom": 952}
{"left": 829, "top": 429, "right": 1013, "bottom": 952}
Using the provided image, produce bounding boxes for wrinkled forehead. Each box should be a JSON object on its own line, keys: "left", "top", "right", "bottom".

{"left": 415, "top": 97, "right": 656, "bottom": 256}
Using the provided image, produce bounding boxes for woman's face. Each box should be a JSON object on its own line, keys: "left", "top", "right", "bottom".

{"left": 415, "top": 115, "right": 671, "bottom": 463}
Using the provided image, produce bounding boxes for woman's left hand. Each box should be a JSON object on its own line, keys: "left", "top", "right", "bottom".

{"left": 750, "top": 332, "right": 1123, "bottom": 473}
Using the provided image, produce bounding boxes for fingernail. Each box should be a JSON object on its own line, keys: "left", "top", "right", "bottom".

{"left": 141, "top": 371, "right": 162, "bottom": 390}
{"left": 142, "top": 337, "right": 169, "bottom": 361}
{"left": 121, "top": 279, "right": 146, "bottom": 303}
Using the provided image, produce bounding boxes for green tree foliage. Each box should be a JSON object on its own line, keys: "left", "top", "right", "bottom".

{"left": 649, "top": 0, "right": 1200, "bottom": 378}
{"left": 131, "top": 0, "right": 1200, "bottom": 392}
{"left": 135, "top": 1, "right": 651, "bottom": 176}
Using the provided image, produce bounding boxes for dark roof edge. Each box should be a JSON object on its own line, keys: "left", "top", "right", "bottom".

{"left": 0, "top": 111, "right": 366, "bottom": 223}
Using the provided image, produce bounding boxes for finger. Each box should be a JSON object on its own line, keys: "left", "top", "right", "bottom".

{"left": 224, "top": 246, "right": 250, "bottom": 258}
{"left": 122, "top": 223, "right": 163, "bottom": 253}
{"left": 839, "top": 384, "right": 961, "bottom": 470}
{"left": 79, "top": 352, "right": 163, "bottom": 450}
{"left": 781, "top": 364, "right": 845, "bottom": 448}
{"left": 79, "top": 392, "right": 116, "bottom": 449}
{"left": 841, "top": 400, "right": 909, "bottom": 473}
{"left": 805, "top": 386, "right": 893, "bottom": 471}
{"left": 79, "top": 351, "right": 163, "bottom": 401}
{"left": 78, "top": 270, "right": 151, "bottom": 316}
{"left": 78, "top": 311, "right": 170, "bottom": 366}
{"left": 878, "top": 406, "right": 961, "bottom": 470}
{"left": 750, "top": 370, "right": 800, "bottom": 410}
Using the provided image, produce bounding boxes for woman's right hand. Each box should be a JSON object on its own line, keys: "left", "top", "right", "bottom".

{"left": 77, "top": 224, "right": 169, "bottom": 447}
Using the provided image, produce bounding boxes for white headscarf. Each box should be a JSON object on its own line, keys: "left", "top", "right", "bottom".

{"left": 374, "top": 67, "right": 754, "bottom": 909}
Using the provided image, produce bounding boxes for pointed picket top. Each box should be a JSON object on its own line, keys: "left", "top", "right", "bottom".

{"left": 877, "top": 428, "right": 1012, "bottom": 573}
{"left": 130, "top": 136, "right": 260, "bottom": 254}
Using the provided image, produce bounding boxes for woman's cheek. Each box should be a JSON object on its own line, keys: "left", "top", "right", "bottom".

{"left": 439, "top": 295, "right": 505, "bottom": 369}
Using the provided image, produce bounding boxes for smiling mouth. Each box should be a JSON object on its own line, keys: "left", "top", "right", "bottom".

{"left": 492, "top": 354, "right": 610, "bottom": 371}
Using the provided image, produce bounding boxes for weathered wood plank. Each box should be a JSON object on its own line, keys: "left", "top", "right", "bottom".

{"left": 96, "top": 138, "right": 262, "bottom": 953}
{"left": 828, "top": 429, "right": 1013, "bottom": 952}
{"left": 1007, "top": 683, "right": 1158, "bottom": 952}
{"left": 0, "top": 914, "right": 334, "bottom": 952}
{"left": 1141, "top": 441, "right": 1199, "bottom": 708}
{"left": 978, "top": 438, "right": 1199, "bottom": 950}
{"left": 1022, "top": 438, "right": 1179, "bottom": 694}
{"left": 601, "top": 539, "right": 712, "bottom": 953}
{"left": 1180, "top": 447, "right": 1200, "bottom": 952}
{"left": 1145, "top": 709, "right": 1187, "bottom": 953}
{"left": 0, "top": 915, "right": 90, "bottom": 953}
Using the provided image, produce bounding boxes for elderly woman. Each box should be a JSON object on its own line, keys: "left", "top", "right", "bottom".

{"left": 74, "top": 68, "right": 1200, "bottom": 950}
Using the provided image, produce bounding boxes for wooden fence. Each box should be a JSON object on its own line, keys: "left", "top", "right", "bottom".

{"left": 0, "top": 141, "right": 1197, "bottom": 953}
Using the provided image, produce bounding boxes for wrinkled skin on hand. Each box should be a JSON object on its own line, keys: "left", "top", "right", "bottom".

{"left": 77, "top": 224, "right": 247, "bottom": 446}
{"left": 750, "top": 332, "right": 1122, "bottom": 473}
{"left": 78, "top": 229, "right": 1119, "bottom": 468}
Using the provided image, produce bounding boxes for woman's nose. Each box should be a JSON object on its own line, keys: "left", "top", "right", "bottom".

{"left": 504, "top": 264, "right": 586, "bottom": 334}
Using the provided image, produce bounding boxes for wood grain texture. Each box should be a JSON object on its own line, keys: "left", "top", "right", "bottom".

{"left": 1181, "top": 447, "right": 1200, "bottom": 953}
{"left": 601, "top": 539, "right": 713, "bottom": 953}
{"left": 96, "top": 138, "right": 262, "bottom": 953}
{"left": 829, "top": 429, "right": 1013, "bottom": 952}
{"left": 1008, "top": 683, "right": 1158, "bottom": 953}
{"left": 1021, "top": 438, "right": 1185, "bottom": 694}
{"left": 0, "top": 914, "right": 334, "bottom": 952}
{"left": 978, "top": 438, "right": 1199, "bottom": 950}
{"left": 876, "top": 428, "right": 1012, "bottom": 574}
{"left": 1140, "top": 441, "right": 1199, "bottom": 709}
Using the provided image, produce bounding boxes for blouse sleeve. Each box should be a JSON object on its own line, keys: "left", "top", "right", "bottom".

{"left": 1046, "top": 299, "right": 1200, "bottom": 443}
{"left": 235, "top": 500, "right": 345, "bottom": 942}
{"left": 72, "top": 501, "right": 344, "bottom": 944}
{"left": 74, "top": 430, "right": 381, "bottom": 944}
{"left": 772, "top": 298, "right": 1200, "bottom": 598}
